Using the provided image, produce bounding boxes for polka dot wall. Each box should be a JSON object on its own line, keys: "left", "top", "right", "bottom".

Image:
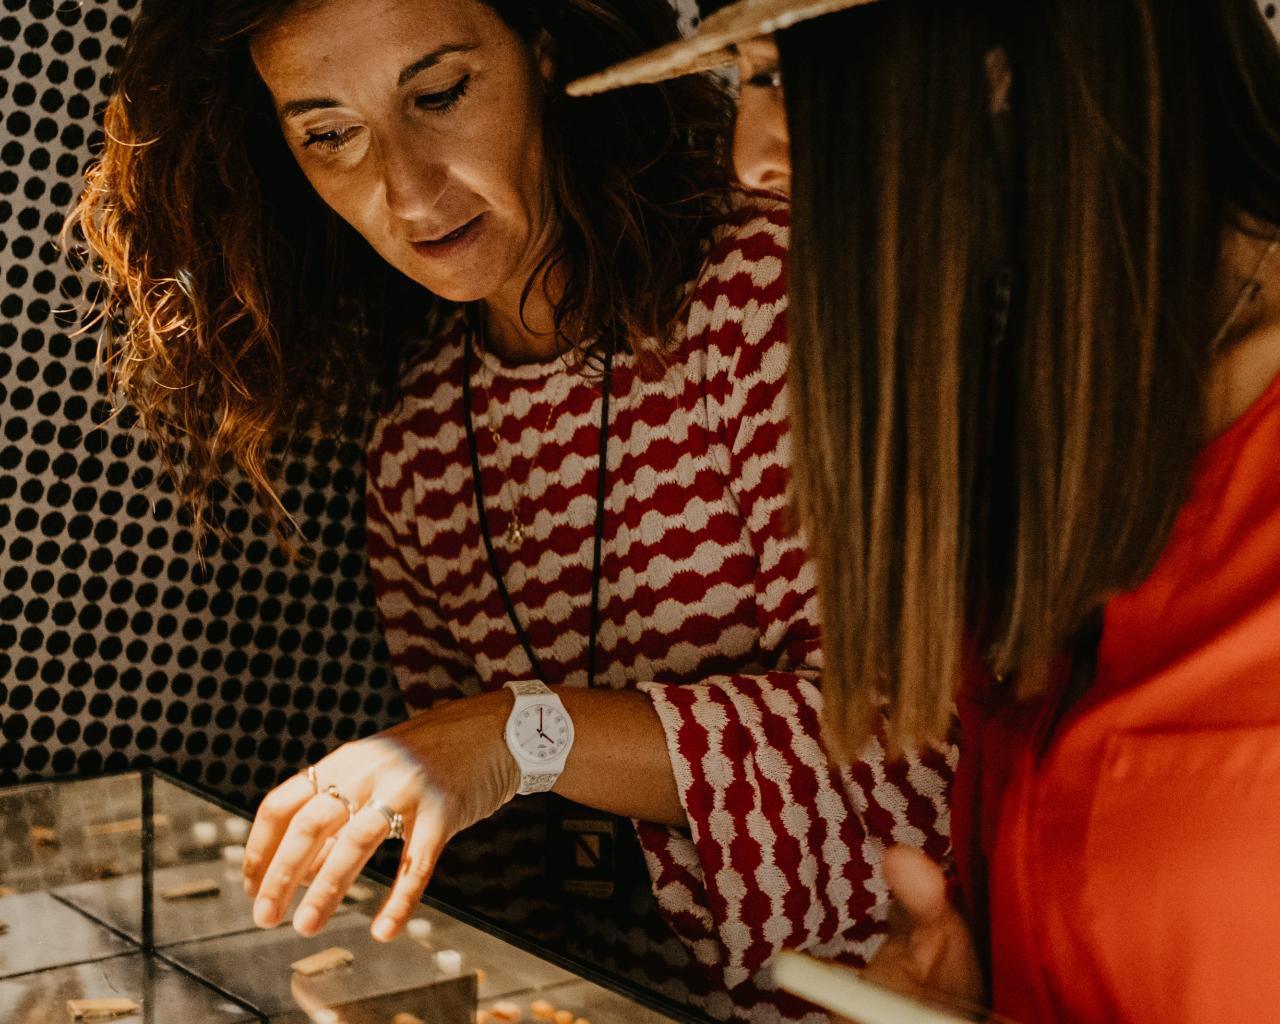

{"left": 1, "top": 1, "right": 1277, "bottom": 804}
{"left": 0, "top": 0, "right": 399, "bottom": 802}
{"left": 0, "top": 0, "right": 705, "bottom": 805}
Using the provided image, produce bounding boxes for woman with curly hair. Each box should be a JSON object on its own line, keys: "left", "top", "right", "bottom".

{"left": 575, "top": 0, "right": 1280, "bottom": 1019}
{"left": 70, "top": 0, "right": 953, "bottom": 1018}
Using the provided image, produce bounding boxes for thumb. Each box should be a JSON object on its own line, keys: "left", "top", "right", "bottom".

{"left": 882, "top": 845, "right": 949, "bottom": 928}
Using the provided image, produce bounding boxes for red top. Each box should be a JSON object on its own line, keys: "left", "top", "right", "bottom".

{"left": 953, "top": 367, "right": 1280, "bottom": 1022}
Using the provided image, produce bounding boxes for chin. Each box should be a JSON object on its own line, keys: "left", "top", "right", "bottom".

{"left": 412, "top": 276, "right": 499, "bottom": 305}
{"left": 395, "top": 253, "right": 511, "bottom": 306}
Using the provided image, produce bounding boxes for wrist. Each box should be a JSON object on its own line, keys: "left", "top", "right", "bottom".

{"left": 493, "top": 688, "right": 522, "bottom": 804}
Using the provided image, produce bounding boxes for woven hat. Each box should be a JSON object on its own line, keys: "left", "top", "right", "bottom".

{"left": 566, "top": 0, "right": 883, "bottom": 97}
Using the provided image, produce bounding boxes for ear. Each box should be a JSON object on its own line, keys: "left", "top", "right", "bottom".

{"left": 534, "top": 28, "right": 557, "bottom": 85}
{"left": 984, "top": 46, "right": 1012, "bottom": 115}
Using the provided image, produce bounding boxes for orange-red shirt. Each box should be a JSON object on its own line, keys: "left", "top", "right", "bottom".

{"left": 953, "top": 368, "right": 1280, "bottom": 1022}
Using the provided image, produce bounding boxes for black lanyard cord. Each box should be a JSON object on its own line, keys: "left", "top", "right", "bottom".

{"left": 462, "top": 328, "right": 613, "bottom": 689}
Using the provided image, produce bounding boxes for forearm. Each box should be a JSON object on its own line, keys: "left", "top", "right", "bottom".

{"left": 550, "top": 686, "right": 687, "bottom": 828}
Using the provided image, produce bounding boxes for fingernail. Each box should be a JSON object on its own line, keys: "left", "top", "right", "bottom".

{"left": 294, "top": 905, "right": 321, "bottom": 935}
{"left": 372, "top": 917, "right": 395, "bottom": 942}
{"left": 254, "top": 898, "right": 278, "bottom": 927}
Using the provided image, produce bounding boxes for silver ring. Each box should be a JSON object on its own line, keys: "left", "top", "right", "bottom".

{"left": 305, "top": 766, "right": 320, "bottom": 795}
{"left": 365, "top": 798, "right": 405, "bottom": 841}
{"left": 321, "top": 784, "right": 354, "bottom": 821}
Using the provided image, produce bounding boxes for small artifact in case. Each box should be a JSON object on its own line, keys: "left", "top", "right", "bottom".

{"left": 291, "top": 946, "right": 355, "bottom": 977}
{"left": 30, "top": 825, "right": 60, "bottom": 848}
{"left": 159, "top": 878, "right": 221, "bottom": 901}
{"left": 66, "top": 996, "right": 142, "bottom": 1020}
{"left": 490, "top": 1000, "right": 521, "bottom": 1022}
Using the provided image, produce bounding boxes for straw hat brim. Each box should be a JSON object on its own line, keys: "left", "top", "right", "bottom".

{"left": 565, "top": 0, "right": 883, "bottom": 97}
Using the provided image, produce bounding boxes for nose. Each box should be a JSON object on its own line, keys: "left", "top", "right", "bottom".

{"left": 733, "top": 90, "right": 792, "bottom": 196}
{"left": 378, "top": 131, "right": 449, "bottom": 223}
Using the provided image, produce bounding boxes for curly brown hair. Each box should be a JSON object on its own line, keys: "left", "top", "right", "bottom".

{"left": 68, "top": 0, "right": 735, "bottom": 540}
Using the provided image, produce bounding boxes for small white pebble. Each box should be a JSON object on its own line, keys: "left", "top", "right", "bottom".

{"left": 220, "top": 844, "right": 245, "bottom": 866}
{"left": 191, "top": 821, "right": 219, "bottom": 846}
{"left": 406, "top": 918, "right": 432, "bottom": 941}
{"left": 311, "top": 1010, "right": 339, "bottom": 1024}
{"left": 435, "top": 949, "right": 463, "bottom": 974}
{"left": 224, "top": 818, "right": 250, "bottom": 842}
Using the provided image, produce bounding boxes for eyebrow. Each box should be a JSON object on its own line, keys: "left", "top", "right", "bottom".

{"left": 278, "top": 44, "right": 479, "bottom": 120}
{"left": 281, "top": 97, "right": 341, "bottom": 119}
{"left": 396, "top": 43, "right": 477, "bottom": 88}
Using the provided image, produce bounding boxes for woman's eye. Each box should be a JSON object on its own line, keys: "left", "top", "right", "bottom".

{"left": 415, "top": 75, "right": 471, "bottom": 113}
{"left": 302, "top": 126, "right": 360, "bottom": 153}
{"left": 747, "top": 68, "right": 783, "bottom": 90}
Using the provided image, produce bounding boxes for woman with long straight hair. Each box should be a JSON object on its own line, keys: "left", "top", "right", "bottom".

{"left": 70, "top": 0, "right": 954, "bottom": 1019}
{"left": 573, "top": 0, "right": 1280, "bottom": 1018}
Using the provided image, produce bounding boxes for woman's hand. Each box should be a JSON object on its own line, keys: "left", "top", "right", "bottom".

{"left": 859, "top": 846, "right": 984, "bottom": 1011}
{"left": 241, "top": 689, "right": 519, "bottom": 942}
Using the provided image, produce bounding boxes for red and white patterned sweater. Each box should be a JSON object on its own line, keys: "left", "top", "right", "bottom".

{"left": 366, "top": 204, "right": 956, "bottom": 1021}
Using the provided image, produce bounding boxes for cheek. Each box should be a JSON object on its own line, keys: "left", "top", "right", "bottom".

{"left": 747, "top": 93, "right": 788, "bottom": 151}
{"left": 477, "top": 71, "right": 553, "bottom": 212}
{"left": 297, "top": 161, "right": 388, "bottom": 241}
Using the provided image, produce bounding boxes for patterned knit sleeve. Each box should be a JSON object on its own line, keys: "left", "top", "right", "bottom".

{"left": 634, "top": 204, "right": 957, "bottom": 995}
{"left": 366, "top": 405, "right": 478, "bottom": 710}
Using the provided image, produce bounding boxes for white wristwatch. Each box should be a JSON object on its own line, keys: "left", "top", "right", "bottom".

{"left": 503, "top": 680, "right": 575, "bottom": 795}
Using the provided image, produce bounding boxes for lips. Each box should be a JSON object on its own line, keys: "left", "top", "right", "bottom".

{"left": 411, "top": 214, "right": 484, "bottom": 256}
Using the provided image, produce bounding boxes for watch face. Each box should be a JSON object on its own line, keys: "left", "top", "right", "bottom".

{"left": 512, "top": 702, "right": 571, "bottom": 764}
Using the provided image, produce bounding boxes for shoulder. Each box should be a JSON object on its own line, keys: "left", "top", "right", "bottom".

{"left": 376, "top": 311, "right": 467, "bottom": 427}
{"left": 694, "top": 195, "right": 790, "bottom": 301}
{"left": 681, "top": 196, "right": 789, "bottom": 361}
{"left": 671, "top": 199, "right": 793, "bottom": 439}
{"left": 366, "top": 309, "right": 467, "bottom": 486}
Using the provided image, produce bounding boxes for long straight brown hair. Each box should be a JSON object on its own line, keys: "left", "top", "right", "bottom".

{"left": 778, "top": 0, "right": 1280, "bottom": 758}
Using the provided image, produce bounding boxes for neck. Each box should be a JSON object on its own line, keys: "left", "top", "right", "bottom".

{"left": 480, "top": 291, "right": 560, "bottom": 364}
{"left": 1205, "top": 222, "right": 1280, "bottom": 438}
{"left": 479, "top": 245, "right": 567, "bottom": 365}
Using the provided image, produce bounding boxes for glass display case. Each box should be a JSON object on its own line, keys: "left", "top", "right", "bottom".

{"left": 0, "top": 771, "right": 697, "bottom": 1024}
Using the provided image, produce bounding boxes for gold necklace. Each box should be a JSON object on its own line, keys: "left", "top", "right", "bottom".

{"left": 472, "top": 333, "right": 561, "bottom": 547}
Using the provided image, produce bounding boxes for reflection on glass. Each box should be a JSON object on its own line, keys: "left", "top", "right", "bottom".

{"left": 0, "top": 771, "right": 691, "bottom": 1023}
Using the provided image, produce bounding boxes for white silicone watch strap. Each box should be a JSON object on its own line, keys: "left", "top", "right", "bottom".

{"left": 506, "top": 679, "right": 552, "bottom": 698}
{"left": 518, "top": 772, "right": 560, "bottom": 794}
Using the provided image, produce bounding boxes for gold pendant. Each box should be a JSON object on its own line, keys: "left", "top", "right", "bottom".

{"left": 504, "top": 516, "right": 525, "bottom": 546}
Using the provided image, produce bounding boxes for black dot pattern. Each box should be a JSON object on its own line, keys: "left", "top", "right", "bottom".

{"left": 0, "top": 0, "right": 707, "bottom": 806}
{"left": 0, "top": 0, "right": 407, "bottom": 803}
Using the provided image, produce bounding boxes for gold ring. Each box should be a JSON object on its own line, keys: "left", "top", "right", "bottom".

{"left": 321, "top": 784, "right": 354, "bottom": 821}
